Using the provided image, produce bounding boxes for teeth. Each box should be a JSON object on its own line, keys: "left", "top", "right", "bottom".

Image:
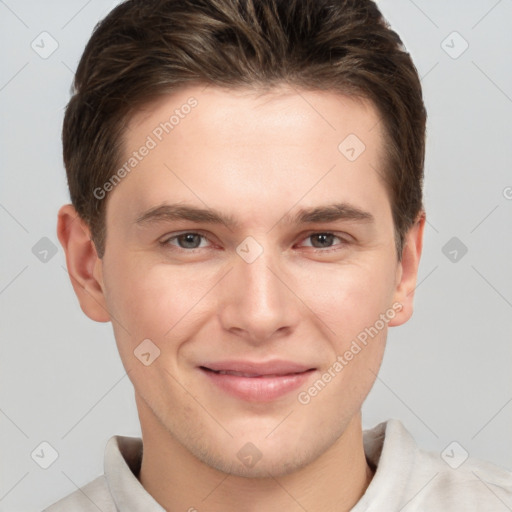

{"left": 213, "top": 370, "right": 293, "bottom": 377}
{"left": 204, "top": 367, "right": 309, "bottom": 377}
{"left": 217, "top": 370, "right": 263, "bottom": 377}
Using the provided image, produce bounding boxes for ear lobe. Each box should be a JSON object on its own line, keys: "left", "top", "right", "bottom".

{"left": 388, "top": 211, "right": 426, "bottom": 327}
{"left": 57, "top": 204, "right": 110, "bottom": 322}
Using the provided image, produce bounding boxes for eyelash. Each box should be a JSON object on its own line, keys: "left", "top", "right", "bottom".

{"left": 160, "top": 231, "right": 350, "bottom": 254}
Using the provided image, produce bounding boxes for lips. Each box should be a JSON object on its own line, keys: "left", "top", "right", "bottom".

{"left": 199, "top": 360, "right": 316, "bottom": 402}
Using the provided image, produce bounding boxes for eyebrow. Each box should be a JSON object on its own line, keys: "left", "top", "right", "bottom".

{"left": 135, "top": 202, "right": 374, "bottom": 229}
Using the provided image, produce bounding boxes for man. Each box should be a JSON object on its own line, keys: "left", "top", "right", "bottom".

{"left": 48, "top": 0, "right": 511, "bottom": 510}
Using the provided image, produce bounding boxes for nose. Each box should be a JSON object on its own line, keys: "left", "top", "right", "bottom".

{"left": 217, "top": 243, "right": 301, "bottom": 345}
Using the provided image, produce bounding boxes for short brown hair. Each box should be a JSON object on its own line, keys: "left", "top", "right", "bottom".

{"left": 62, "top": 0, "right": 426, "bottom": 259}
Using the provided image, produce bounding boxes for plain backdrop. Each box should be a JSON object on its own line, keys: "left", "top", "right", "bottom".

{"left": 1, "top": 0, "right": 511, "bottom": 510}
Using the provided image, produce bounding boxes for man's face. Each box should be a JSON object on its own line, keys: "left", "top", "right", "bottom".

{"left": 94, "top": 85, "right": 414, "bottom": 476}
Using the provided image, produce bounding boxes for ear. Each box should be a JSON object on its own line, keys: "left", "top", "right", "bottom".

{"left": 388, "top": 211, "right": 425, "bottom": 327}
{"left": 57, "top": 204, "right": 110, "bottom": 322}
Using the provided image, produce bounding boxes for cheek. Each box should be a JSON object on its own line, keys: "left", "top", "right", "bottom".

{"left": 103, "top": 257, "right": 217, "bottom": 347}
{"left": 299, "top": 257, "right": 397, "bottom": 342}
{"left": 300, "top": 261, "right": 394, "bottom": 410}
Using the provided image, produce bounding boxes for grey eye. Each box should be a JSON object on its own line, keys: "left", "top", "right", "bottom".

{"left": 309, "top": 233, "right": 336, "bottom": 248}
{"left": 174, "top": 233, "right": 204, "bottom": 249}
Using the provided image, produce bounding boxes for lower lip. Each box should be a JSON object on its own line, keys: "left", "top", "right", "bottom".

{"left": 200, "top": 368, "right": 315, "bottom": 402}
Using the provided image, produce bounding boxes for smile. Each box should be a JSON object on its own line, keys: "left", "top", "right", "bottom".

{"left": 199, "top": 361, "right": 316, "bottom": 402}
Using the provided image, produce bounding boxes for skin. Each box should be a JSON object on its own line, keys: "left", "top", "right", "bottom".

{"left": 58, "top": 84, "right": 425, "bottom": 512}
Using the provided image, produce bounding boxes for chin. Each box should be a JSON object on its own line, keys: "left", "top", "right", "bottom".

{"left": 195, "top": 444, "right": 316, "bottom": 479}
{"left": 181, "top": 421, "right": 338, "bottom": 480}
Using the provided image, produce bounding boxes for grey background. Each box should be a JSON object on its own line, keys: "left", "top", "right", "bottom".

{"left": 1, "top": 0, "right": 511, "bottom": 510}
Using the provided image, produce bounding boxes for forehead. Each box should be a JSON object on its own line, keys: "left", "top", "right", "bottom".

{"left": 127, "top": 84, "right": 381, "bottom": 150}
{"left": 111, "top": 84, "right": 389, "bottom": 227}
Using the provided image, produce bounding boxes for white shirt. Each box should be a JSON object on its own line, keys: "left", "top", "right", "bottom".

{"left": 43, "top": 419, "right": 512, "bottom": 511}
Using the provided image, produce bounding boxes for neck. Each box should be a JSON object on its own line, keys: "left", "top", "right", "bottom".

{"left": 137, "top": 398, "right": 372, "bottom": 512}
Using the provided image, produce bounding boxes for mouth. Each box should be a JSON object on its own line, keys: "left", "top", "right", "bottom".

{"left": 198, "top": 361, "right": 316, "bottom": 402}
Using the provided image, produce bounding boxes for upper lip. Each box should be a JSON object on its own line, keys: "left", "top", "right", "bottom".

{"left": 200, "top": 360, "right": 315, "bottom": 376}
